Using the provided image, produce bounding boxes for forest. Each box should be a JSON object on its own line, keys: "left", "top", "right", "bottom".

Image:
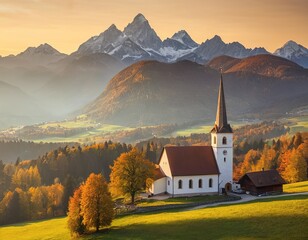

{"left": 0, "top": 121, "right": 307, "bottom": 226}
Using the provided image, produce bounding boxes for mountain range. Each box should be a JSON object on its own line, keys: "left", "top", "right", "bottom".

{"left": 82, "top": 54, "right": 308, "bottom": 126}
{"left": 0, "top": 13, "right": 307, "bottom": 129}
{"left": 1, "top": 13, "right": 308, "bottom": 67}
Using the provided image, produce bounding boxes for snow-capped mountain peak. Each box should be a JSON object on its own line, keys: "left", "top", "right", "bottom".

{"left": 274, "top": 40, "right": 308, "bottom": 68}
{"left": 124, "top": 13, "right": 162, "bottom": 51}
{"left": 274, "top": 40, "right": 308, "bottom": 58}
{"left": 171, "top": 30, "right": 199, "bottom": 48}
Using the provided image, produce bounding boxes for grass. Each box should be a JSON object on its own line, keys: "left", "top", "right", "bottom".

{"left": 284, "top": 115, "right": 308, "bottom": 134}
{"left": 173, "top": 121, "right": 249, "bottom": 137}
{"left": 1, "top": 194, "right": 307, "bottom": 240}
{"left": 284, "top": 180, "right": 308, "bottom": 193}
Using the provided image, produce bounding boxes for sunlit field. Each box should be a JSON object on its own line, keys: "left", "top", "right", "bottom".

{"left": 284, "top": 180, "right": 308, "bottom": 193}
{"left": 1, "top": 194, "right": 307, "bottom": 240}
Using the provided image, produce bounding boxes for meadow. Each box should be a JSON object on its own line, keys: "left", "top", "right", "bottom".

{"left": 284, "top": 180, "right": 308, "bottom": 193}
{"left": 1, "top": 194, "right": 307, "bottom": 240}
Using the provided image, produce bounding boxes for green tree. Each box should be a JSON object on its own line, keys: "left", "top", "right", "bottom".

{"left": 81, "top": 173, "right": 114, "bottom": 232}
{"left": 110, "top": 148, "right": 155, "bottom": 204}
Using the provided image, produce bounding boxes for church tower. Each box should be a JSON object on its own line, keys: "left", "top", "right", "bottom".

{"left": 211, "top": 72, "right": 233, "bottom": 192}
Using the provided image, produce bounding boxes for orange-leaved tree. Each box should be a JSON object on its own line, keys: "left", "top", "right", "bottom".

{"left": 109, "top": 148, "right": 155, "bottom": 204}
{"left": 67, "top": 185, "right": 85, "bottom": 236}
{"left": 67, "top": 173, "right": 114, "bottom": 235}
{"left": 81, "top": 173, "right": 114, "bottom": 232}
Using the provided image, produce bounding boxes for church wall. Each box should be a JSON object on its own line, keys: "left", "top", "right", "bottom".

{"left": 159, "top": 149, "right": 172, "bottom": 177}
{"left": 211, "top": 132, "right": 233, "bottom": 191}
{"left": 150, "top": 177, "right": 167, "bottom": 195}
{"left": 172, "top": 175, "right": 218, "bottom": 195}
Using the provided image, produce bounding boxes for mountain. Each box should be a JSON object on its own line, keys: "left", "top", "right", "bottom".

{"left": 74, "top": 14, "right": 270, "bottom": 65}
{"left": 35, "top": 53, "right": 125, "bottom": 117}
{"left": 208, "top": 54, "right": 308, "bottom": 79}
{"left": 274, "top": 41, "right": 308, "bottom": 68}
{"left": 123, "top": 13, "right": 163, "bottom": 51}
{"left": 0, "top": 43, "right": 67, "bottom": 67}
{"left": 82, "top": 55, "right": 308, "bottom": 126}
{"left": 171, "top": 30, "right": 199, "bottom": 48}
{"left": 0, "top": 81, "right": 49, "bottom": 129}
{"left": 192, "top": 35, "right": 269, "bottom": 63}
{"left": 76, "top": 24, "right": 123, "bottom": 56}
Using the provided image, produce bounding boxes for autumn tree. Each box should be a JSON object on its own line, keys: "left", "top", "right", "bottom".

{"left": 109, "top": 148, "right": 155, "bottom": 204}
{"left": 67, "top": 186, "right": 85, "bottom": 236}
{"left": 80, "top": 173, "right": 114, "bottom": 232}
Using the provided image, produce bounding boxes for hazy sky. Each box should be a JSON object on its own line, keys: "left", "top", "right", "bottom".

{"left": 0, "top": 0, "right": 307, "bottom": 56}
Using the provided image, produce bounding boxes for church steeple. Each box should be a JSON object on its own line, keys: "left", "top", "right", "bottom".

{"left": 211, "top": 72, "right": 232, "bottom": 133}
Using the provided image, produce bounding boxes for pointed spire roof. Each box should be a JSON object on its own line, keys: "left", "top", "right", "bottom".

{"left": 211, "top": 71, "right": 233, "bottom": 133}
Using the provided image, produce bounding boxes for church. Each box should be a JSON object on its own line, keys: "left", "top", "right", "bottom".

{"left": 149, "top": 73, "right": 233, "bottom": 195}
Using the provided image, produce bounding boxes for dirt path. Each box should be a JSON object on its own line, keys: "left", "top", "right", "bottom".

{"left": 190, "top": 192, "right": 308, "bottom": 210}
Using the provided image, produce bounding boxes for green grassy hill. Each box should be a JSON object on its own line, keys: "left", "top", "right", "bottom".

{"left": 0, "top": 194, "right": 307, "bottom": 240}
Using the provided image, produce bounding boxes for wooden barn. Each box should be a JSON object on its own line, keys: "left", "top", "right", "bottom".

{"left": 238, "top": 170, "right": 285, "bottom": 195}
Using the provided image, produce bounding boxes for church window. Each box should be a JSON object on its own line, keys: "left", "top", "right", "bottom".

{"left": 224, "top": 157, "right": 226, "bottom": 162}
{"left": 222, "top": 137, "right": 227, "bottom": 145}
{"left": 189, "top": 179, "right": 193, "bottom": 189}
{"left": 209, "top": 178, "right": 213, "bottom": 188}
{"left": 213, "top": 136, "right": 216, "bottom": 144}
{"left": 168, "top": 180, "right": 170, "bottom": 186}
{"left": 178, "top": 180, "right": 182, "bottom": 189}
{"left": 198, "top": 179, "right": 202, "bottom": 188}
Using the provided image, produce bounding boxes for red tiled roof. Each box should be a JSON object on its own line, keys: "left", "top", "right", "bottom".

{"left": 162, "top": 146, "right": 219, "bottom": 176}
{"left": 239, "top": 169, "right": 285, "bottom": 187}
{"left": 153, "top": 166, "right": 166, "bottom": 180}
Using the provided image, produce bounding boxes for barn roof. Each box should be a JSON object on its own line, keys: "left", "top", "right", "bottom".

{"left": 161, "top": 146, "right": 219, "bottom": 176}
{"left": 239, "top": 169, "right": 285, "bottom": 187}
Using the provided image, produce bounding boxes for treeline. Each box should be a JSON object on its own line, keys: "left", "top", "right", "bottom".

{"left": 136, "top": 121, "right": 287, "bottom": 163}
{"left": 0, "top": 139, "right": 77, "bottom": 164}
{"left": 0, "top": 141, "right": 131, "bottom": 225}
{"left": 233, "top": 132, "right": 308, "bottom": 182}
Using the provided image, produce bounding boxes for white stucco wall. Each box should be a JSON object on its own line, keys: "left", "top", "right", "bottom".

{"left": 150, "top": 177, "right": 166, "bottom": 195}
{"left": 172, "top": 175, "right": 218, "bottom": 195}
{"left": 211, "top": 132, "right": 233, "bottom": 191}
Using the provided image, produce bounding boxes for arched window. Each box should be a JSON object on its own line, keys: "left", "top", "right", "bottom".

{"left": 198, "top": 179, "right": 202, "bottom": 188}
{"left": 222, "top": 137, "right": 227, "bottom": 145}
{"left": 213, "top": 136, "right": 216, "bottom": 144}
{"left": 178, "top": 180, "right": 182, "bottom": 189}
{"left": 189, "top": 179, "right": 193, "bottom": 189}
{"left": 209, "top": 178, "right": 213, "bottom": 188}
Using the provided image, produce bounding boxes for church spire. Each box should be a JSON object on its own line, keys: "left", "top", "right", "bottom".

{"left": 211, "top": 71, "right": 232, "bottom": 133}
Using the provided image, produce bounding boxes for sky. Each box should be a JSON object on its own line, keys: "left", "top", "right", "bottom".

{"left": 0, "top": 0, "right": 307, "bottom": 56}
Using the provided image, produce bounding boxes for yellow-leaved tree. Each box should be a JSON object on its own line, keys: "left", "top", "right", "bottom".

{"left": 67, "top": 186, "right": 85, "bottom": 236}
{"left": 81, "top": 173, "right": 114, "bottom": 232}
{"left": 67, "top": 173, "right": 114, "bottom": 235}
{"left": 109, "top": 148, "right": 155, "bottom": 204}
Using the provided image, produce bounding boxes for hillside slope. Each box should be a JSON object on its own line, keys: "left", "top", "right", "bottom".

{"left": 83, "top": 55, "right": 308, "bottom": 126}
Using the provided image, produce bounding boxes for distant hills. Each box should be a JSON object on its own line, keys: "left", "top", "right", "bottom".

{"left": 0, "top": 13, "right": 307, "bottom": 129}
{"left": 82, "top": 54, "right": 308, "bottom": 126}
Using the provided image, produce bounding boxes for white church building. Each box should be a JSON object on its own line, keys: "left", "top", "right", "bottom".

{"left": 149, "top": 73, "right": 233, "bottom": 195}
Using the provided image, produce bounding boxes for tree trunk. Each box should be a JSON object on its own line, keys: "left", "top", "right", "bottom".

{"left": 131, "top": 193, "right": 135, "bottom": 205}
